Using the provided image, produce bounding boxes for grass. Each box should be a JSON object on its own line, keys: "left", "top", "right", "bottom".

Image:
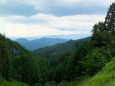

{"left": 0, "top": 57, "right": 114, "bottom": 86}
{"left": 80, "top": 57, "right": 115, "bottom": 86}
{"left": 58, "top": 57, "right": 115, "bottom": 86}
{"left": 0, "top": 77, "right": 28, "bottom": 86}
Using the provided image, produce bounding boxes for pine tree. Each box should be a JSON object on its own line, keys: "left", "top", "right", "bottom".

{"left": 0, "top": 35, "right": 11, "bottom": 81}
{"left": 20, "top": 53, "right": 38, "bottom": 86}
{"left": 92, "top": 3, "right": 115, "bottom": 33}
{"left": 104, "top": 3, "right": 115, "bottom": 32}
{"left": 92, "top": 3, "right": 115, "bottom": 47}
{"left": 1, "top": 42, "right": 11, "bottom": 81}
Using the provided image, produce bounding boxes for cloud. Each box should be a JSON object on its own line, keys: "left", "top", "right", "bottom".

{"left": 0, "top": 0, "right": 114, "bottom": 11}
{"left": 0, "top": 0, "right": 113, "bottom": 17}
{"left": 0, "top": 23, "right": 75, "bottom": 37}
{"left": 0, "top": 0, "right": 113, "bottom": 39}
{"left": 0, "top": 13, "right": 105, "bottom": 37}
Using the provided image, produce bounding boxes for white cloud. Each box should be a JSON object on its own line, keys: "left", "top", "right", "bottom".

{"left": 0, "top": 0, "right": 113, "bottom": 38}
{"left": 0, "top": 23, "right": 74, "bottom": 37}
{"left": 0, "top": 14, "right": 106, "bottom": 37}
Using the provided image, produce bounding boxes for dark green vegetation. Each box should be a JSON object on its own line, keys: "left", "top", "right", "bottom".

{"left": 15, "top": 38, "right": 68, "bottom": 51}
{"left": 81, "top": 57, "right": 115, "bottom": 86}
{"left": 0, "top": 77, "right": 28, "bottom": 86}
{"left": 33, "top": 37, "right": 91, "bottom": 67}
{"left": 0, "top": 2, "right": 115, "bottom": 86}
{"left": 58, "top": 57, "right": 115, "bottom": 86}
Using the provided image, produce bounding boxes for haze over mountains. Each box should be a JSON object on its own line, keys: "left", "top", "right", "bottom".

{"left": 0, "top": 0, "right": 114, "bottom": 86}
{"left": 9, "top": 34, "right": 91, "bottom": 40}
{"left": 15, "top": 37, "right": 68, "bottom": 51}
{"left": 14, "top": 34, "right": 91, "bottom": 51}
{"left": 33, "top": 37, "right": 91, "bottom": 57}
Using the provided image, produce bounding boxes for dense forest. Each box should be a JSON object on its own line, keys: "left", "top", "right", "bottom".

{"left": 0, "top": 2, "right": 115, "bottom": 86}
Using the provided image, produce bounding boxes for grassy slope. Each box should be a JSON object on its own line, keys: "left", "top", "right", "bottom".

{"left": 58, "top": 57, "right": 115, "bottom": 86}
{"left": 0, "top": 79, "right": 28, "bottom": 86}
{"left": 81, "top": 57, "right": 115, "bottom": 86}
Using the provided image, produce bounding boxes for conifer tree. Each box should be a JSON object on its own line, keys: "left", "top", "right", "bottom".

{"left": 0, "top": 35, "right": 11, "bottom": 81}
{"left": 1, "top": 42, "right": 11, "bottom": 81}
{"left": 20, "top": 54, "right": 38, "bottom": 86}
{"left": 92, "top": 3, "right": 115, "bottom": 33}
{"left": 92, "top": 3, "right": 115, "bottom": 47}
{"left": 104, "top": 3, "right": 115, "bottom": 32}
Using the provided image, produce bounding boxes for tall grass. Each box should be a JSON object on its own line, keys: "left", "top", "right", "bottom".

{"left": 0, "top": 77, "right": 28, "bottom": 86}
{"left": 80, "top": 57, "right": 115, "bottom": 86}
{"left": 58, "top": 57, "right": 115, "bottom": 86}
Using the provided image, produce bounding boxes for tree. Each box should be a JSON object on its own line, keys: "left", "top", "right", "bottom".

{"left": 0, "top": 38, "right": 11, "bottom": 81}
{"left": 92, "top": 3, "right": 115, "bottom": 47}
{"left": 20, "top": 54, "right": 38, "bottom": 86}
{"left": 80, "top": 48, "right": 108, "bottom": 76}
{"left": 92, "top": 31, "right": 112, "bottom": 47}
{"left": 92, "top": 3, "right": 115, "bottom": 34}
{"left": 92, "top": 22, "right": 105, "bottom": 33}
{"left": 104, "top": 3, "right": 115, "bottom": 32}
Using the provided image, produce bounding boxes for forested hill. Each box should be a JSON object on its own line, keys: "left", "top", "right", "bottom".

{"left": 33, "top": 37, "right": 91, "bottom": 57}
{"left": 0, "top": 2, "right": 115, "bottom": 86}
{"left": 15, "top": 38, "right": 68, "bottom": 51}
{"left": 81, "top": 57, "right": 115, "bottom": 86}
{"left": 0, "top": 34, "right": 33, "bottom": 85}
{"left": 32, "top": 37, "right": 91, "bottom": 67}
{"left": 58, "top": 57, "right": 115, "bottom": 86}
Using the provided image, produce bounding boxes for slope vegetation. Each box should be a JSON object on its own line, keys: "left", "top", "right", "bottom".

{"left": 58, "top": 57, "right": 115, "bottom": 86}
{"left": 83, "top": 57, "right": 115, "bottom": 86}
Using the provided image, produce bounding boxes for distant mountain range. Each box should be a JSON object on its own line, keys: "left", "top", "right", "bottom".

{"left": 33, "top": 37, "right": 91, "bottom": 57}
{"left": 15, "top": 37, "right": 68, "bottom": 51}
{"left": 9, "top": 34, "right": 91, "bottom": 40}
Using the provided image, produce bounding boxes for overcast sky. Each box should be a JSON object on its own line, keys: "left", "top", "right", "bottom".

{"left": 0, "top": 0, "right": 114, "bottom": 39}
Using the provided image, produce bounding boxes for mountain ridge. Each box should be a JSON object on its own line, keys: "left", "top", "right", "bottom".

{"left": 15, "top": 37, "right": 68, "bottom": 51}
{"left": 33, "top": 37, "right": 91, "bottom": 57}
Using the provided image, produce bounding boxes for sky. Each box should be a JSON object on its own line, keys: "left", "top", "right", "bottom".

{"left": 0, "top": 0, "right": 114, "bottom": 39}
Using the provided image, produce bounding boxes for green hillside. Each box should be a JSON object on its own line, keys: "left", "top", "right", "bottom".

{"left": 83, "top": 57, "right": 115, "bottom": 86}
{"left": 0, "top": 77, "right": 28, "bottom": 86}
{"left": 0, "top": 34, "right": 50, "bottom": 86}
{"left": 33, "top": 37, "right": 91, "bottom": 56}
{"left": 0, "top": 2, "right": 115, "bottom": 86}
{"left": 33, "top": 37, "right": 91, "bottom": 67}
{"left": 58, "top": 57, "right": 115, "bottom": 86}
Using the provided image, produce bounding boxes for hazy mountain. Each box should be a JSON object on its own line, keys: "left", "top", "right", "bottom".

{"left": 15, "top": 37, "right": 68, "bottom": 50}
{"left": 9, "top": 34, "right": 91, "bottom": 40}
{"left": 33, "top": 37, "right": 91, "bottom": 57}
{"left": 47, "top": 34, "right": 91, "bottom": 40}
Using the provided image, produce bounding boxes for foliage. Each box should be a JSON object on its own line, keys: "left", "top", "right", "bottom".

{"left": 0, "top": 76, "right": 28, "bottom": 86}
{"left": 80, "top": 57, "right": 115, "bottom": 86}
{"left": 0, "top": 34, "right": 11, "bottom": 81}
{"left": 0, "top": 2, "right": 114, "bottom": 86}
{"left": 80, "top": 48, "right": 112, "bottom": 76}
